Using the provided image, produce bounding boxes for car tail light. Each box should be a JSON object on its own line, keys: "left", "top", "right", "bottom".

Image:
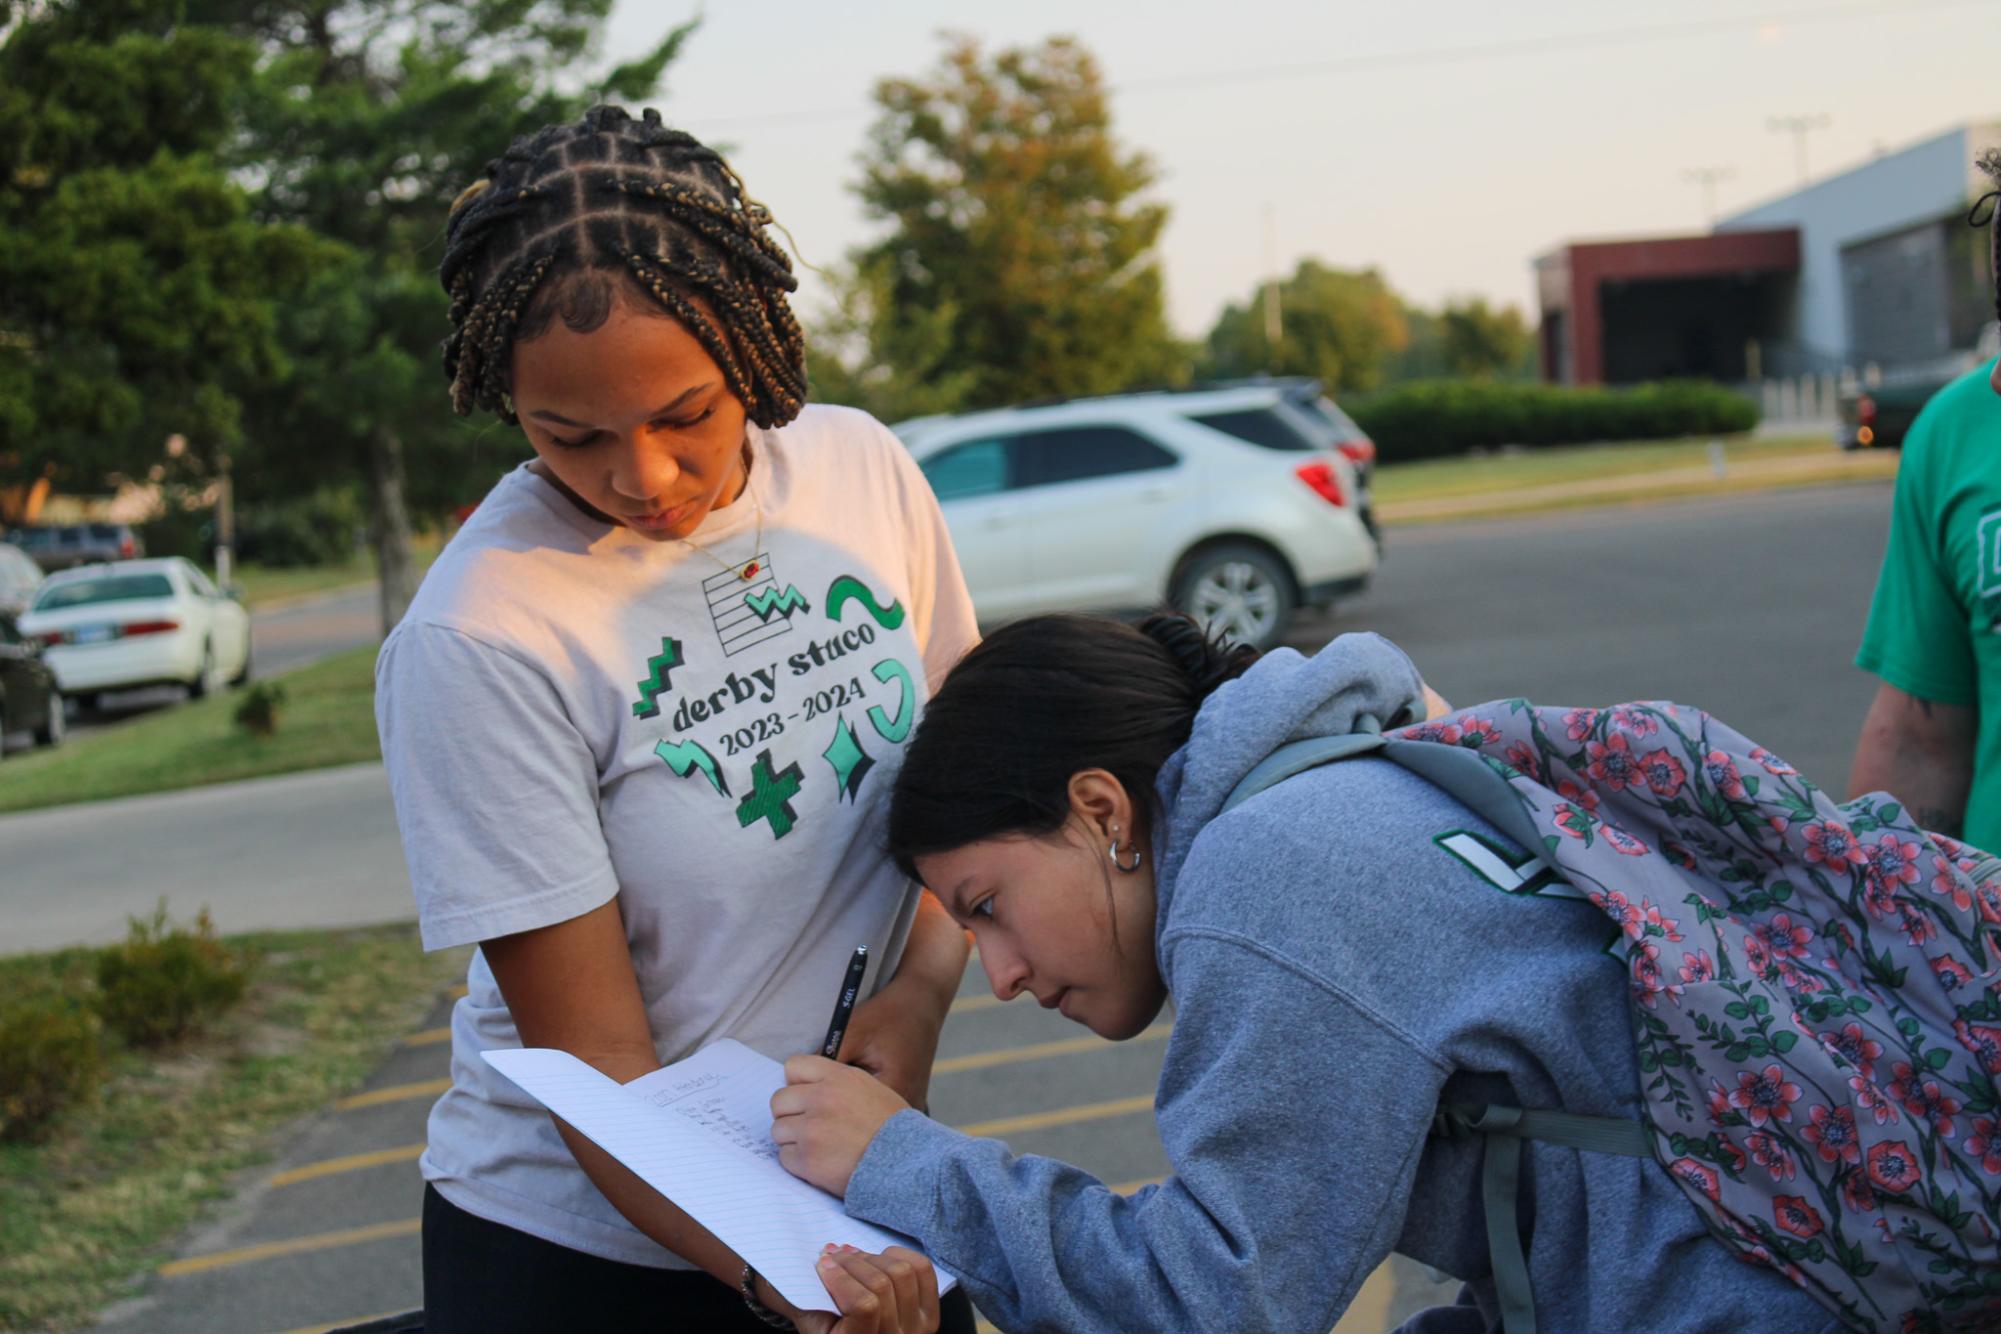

{"left": 118, "top": 536, "right": 135, "bottom": 558}
{"left": 35, "top": 630, "right": 66, "bottom": 647}
{"left": 121, "top": 620, "right": 180, "bottom": 637}
{"left": 1335, "top": 438, "right": 1376, "bottom": 469}
{"left": 1294, "top": 461, "right": 1346, "bottom": 507}
{"left": 1857, "top": 396, "right": 1877, "bottom": 425}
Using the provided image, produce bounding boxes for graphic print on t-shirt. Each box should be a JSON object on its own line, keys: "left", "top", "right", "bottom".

{"left": 639, "top": 571, "right": 918, "bottom": 841}
{"left": 704, "top": 555, "right": 808, "bottom": 657}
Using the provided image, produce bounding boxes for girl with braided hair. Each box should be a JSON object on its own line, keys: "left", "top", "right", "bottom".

{"left": 377, "top": 105, "right": 978, "bottom": 1333}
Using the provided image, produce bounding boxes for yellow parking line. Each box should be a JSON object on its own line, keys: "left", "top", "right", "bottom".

{"left": 934, "top": 1023, "right": 1170, "bottom": 1075}
{"left": 158, "top": 1218, "right": 420, "bottom": 1278}
{"left": 274, "top": 1312, "right": 402, "bottom": 1334}
{"left": 403, "top": 1026, "right": 451, "bottom": 1046}
{"left": 335, "top": 1078, "right": 450, "bottom": 1111}
{"left": 448, "top": 983, "right": 468, "bottom": 999}
{"left": 950, "top": 992, "right": 1011, "bottom": 1013}
{"left": 956, "top": 1095, "right": 1153, "bottom": 1139}
{"left": 270, "top": 1144, "right": 425, "bottom": 1187}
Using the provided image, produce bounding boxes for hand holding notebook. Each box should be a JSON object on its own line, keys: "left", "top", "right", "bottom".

{"left": 483, "top": 1039, "right": 957, "bottom": 1313}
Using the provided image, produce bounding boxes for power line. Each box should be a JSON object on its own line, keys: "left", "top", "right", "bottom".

{"left": 689, "top": 0, "right": 1997, "bottom": 134}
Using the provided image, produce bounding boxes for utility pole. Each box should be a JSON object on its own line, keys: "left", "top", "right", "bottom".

{"left": 1768, "top": 113, "right": 1831, "bottom": 185}
{"left": 1262, "top": 203, "right": 1282, "bottom": 349}
{"left": 1681, "top": 166, "right": 1734, "bottom": 227}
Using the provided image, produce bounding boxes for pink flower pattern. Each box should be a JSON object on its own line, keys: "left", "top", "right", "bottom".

{"left": 1384, "top": 696, "right": 2001, "bottom": 1324}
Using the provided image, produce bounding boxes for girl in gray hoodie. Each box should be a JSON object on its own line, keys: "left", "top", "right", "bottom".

{"left": 770, "top": 613, "right": 1841, "bottom": 1334}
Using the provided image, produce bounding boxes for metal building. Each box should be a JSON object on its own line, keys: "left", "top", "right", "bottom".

{"left": 1536, "top": 121, "right": 1999, "bottom": 386}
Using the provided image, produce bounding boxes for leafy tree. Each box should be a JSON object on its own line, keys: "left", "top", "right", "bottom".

{"left": 1205, "top": 260, "right": 1408, "bottom": 394}
{"left": 846, "top": 34, "right": 1183, "bottom": 411}
{"left": 0, "top": 1, "right": 318, "bottom": 509}
{"left": 210, "top": 0, "right": 695, "bottom": 630}
{"left": 1439, "top": 296, "right": 1535, "bottom": 379}
{"left": 805, "top": 253, "right": 980, "bottom": 427}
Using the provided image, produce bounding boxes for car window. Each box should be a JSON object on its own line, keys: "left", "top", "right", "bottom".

{"left": 88, "top": 523, "right": 121, "bottom": 540}
{"left": 1016, "top": 426, "right": 1179, "bottom": 487}
{"left": 183, "top": 565, "right": 217, "bottom": 599}
{"left": 33, "top": 573, "right": 175, "bottom": 610}
{"left": 0, "top": 615, "right": 20, "bottom": 646}
{"left": 920, "top": 438, "right": 1017, "bottom": 501}
{"left": 1189, "top": 406, "right": 1319, "bottom": 452}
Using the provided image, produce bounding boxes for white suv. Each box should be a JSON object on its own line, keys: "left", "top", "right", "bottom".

{"left": 896, "top": 384, "right": 1380, "bottom": 649}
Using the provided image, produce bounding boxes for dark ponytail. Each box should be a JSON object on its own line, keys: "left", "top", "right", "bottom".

{"left": 886, "top": 613, "right": 1259, "bottom": 876}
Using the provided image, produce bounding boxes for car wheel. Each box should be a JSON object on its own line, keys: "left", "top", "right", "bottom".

{"left": 188, "top": 641, "right": 217, "bottom": 700}
{"left": 32, "top": 692, "right": 64, "bottom": 748}
{"left": 1171, "top": 543, "right": 1297, "bottom": 652}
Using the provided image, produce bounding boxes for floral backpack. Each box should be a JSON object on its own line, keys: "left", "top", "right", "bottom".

{"left": 1223, "top": 699, "right": 2001, "bottom": 1334}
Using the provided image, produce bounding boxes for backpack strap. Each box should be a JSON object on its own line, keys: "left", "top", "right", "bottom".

{"left": 1433, "top": 1104, "right": 1653, "bottom": 1334}
{"left": 1223, "top": 729, "right": 1654, "bottom": 1333}
{"left": 1220, "top": 729, "right": 1390, "bottom": 815}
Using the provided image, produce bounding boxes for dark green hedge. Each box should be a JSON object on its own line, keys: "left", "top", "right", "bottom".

{"left": 1347, "top": 379, "right": 1760, "bottom": 463}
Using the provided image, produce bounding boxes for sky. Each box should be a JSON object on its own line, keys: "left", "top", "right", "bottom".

{"left": 599, "top": 0, "right": 1999, "bottom": 339}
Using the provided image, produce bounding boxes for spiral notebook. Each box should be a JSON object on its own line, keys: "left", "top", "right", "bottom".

{"left": 483, "top": 1039, "right": 957, "bottom": 1312}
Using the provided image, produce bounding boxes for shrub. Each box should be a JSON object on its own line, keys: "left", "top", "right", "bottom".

{"left": 233, "top": 489, "right": 364, "bottom": 569}
{"left": 0, "top": 990, "right": 105, "bottom": 1141}
{"left": 233, "top": 680, "right": 287, "bottom": 737}
{"left": 94, "top": 905, "right": 251, "bottom": 1047}
{"left": 1347, "top": 378, "right": 1761, "bottom": 464}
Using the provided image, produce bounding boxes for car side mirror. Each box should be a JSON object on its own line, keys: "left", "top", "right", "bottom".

{"left": 224, "top": 583, "right": 245, "bottom": 603}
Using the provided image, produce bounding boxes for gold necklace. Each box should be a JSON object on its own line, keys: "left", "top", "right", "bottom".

{"left": 677, "top": 449, "right": 764, "bottom": 581}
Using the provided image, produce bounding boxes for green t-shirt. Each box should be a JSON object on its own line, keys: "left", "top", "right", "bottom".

{"left": 1856, "top": 358, "right": 2001, "bottom": 847}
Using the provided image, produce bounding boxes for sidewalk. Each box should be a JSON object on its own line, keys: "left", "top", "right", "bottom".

{"left": 1377, "top": 446, "right": 1898, "bottom": 525}
{"left": 0, "top": 761, "right": 409, "bottom": 955}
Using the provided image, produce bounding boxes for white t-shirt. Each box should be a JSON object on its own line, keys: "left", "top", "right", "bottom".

{"left": 375, "top": 404, "right": 978, "bottom": 1265}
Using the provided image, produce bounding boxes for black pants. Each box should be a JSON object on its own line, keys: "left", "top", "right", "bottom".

{"left": 422, "top": 1184, "right": 978, "bottom": 1333}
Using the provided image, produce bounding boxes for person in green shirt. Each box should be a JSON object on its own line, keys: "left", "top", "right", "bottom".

{"left": 1850, "top": 150, "right": 2001, "bottom": 842}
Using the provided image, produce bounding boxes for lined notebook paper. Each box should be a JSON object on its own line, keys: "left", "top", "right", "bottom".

{"left": 483, "top": 1040, "right": 956, "bottom": 1312}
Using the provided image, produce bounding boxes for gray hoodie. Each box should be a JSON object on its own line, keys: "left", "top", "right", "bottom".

{"left": 846, "top": 634, "right": 1838, "bottom": 1333}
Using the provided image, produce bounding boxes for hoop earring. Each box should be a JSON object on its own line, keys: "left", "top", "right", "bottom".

{"left": 1108, "top": 838, "right": 1143, "bottom": 873}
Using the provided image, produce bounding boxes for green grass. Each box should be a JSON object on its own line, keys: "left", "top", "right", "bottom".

{"left": 1369, "top": 433, "right": 1836, "bottom": 506}
{"left": 223, "top": 554, "right": 376, "bottom": 609}
{"left": 209, "top": 533, "right": 443, "bottom": 610}
{"left": 0, "top": 646, "right": 381, "bottom": 815}
{"left": 0, "top": 923, "right": 468, "bottom": 1331}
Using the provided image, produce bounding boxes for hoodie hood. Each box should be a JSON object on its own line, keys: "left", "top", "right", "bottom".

{"left": 1150, "top": 632, "right": 1426, "bottom": 924}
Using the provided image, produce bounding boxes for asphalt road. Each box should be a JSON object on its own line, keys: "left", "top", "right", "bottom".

{"left": 1330, "top": 481, "right": 1889, "bottom": 793}
{"left": 48, "top": 482, "right": 1898, "bottom": 1333}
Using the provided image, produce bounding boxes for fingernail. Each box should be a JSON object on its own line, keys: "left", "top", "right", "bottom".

{"left": 823, "top": 1242, "right": 838, "bottom": 1253}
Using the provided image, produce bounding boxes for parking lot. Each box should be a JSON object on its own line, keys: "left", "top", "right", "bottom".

{"left": 63, "top": 480, "right": 1893, "bottom": 1333}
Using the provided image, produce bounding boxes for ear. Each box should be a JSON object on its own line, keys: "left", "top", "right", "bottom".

{"left": 1066, "top": 769, "right": 1139, "bottom": 843}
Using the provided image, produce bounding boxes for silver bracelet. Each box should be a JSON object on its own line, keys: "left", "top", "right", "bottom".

{"left": 738, "top": 1263, "right": 796, "bottom": 1329}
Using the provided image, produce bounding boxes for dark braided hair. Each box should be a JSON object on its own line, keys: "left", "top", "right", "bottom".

{"left": 1975, "top": 150, "right": 2001, "bottom": 329}
{"left": 439, "top": 105, "right": 808, "bottom": 429}
{"left": 885, "top": 613, "right": 1260, "bottom": 878}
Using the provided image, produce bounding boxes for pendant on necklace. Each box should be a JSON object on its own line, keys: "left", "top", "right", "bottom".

{"left": 740, "top": 561, "right": 760, "bottom": 580}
